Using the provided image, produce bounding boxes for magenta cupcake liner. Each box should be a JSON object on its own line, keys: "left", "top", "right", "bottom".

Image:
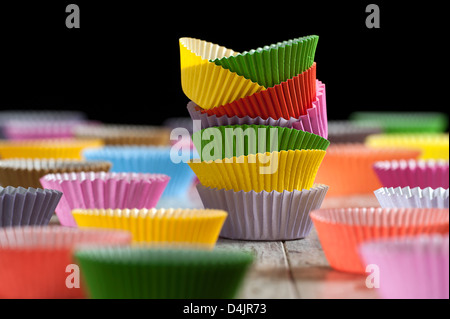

{"left": 359, "top": 234, "right": 449, "bottom": 299}
{"left": 188, "top": 80, "right": 328, "bottom": 139}
{"left": 373, "top": 159, "right": 449, "bottom": 189}
{"left": 0, "top": 186, "right": 62, "bottom": 227}
{"left": 39, "top": 172, "right": 170, "bottom": 227}
{"left": 196, "top": 183, "right": 329, "bottom": 240}
{"left": 374, "top": 186, "right": 449, "bottom": 209}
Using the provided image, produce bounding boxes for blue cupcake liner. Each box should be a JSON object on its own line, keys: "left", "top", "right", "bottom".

{"left": 83, "top": 146, "right": 197, "bottom": 198}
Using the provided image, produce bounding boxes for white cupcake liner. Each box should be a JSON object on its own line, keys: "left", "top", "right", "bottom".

{"left": 359, "top": 234, "right": 449, "bottom": 299}
{"left": 196, "top": 183, "right": 329, "bottom": 240}
{"left": 374, "top": 186, "right": 449, "bottom": 209}
{"left": 0, "top": 186, "right": 63, "bottom": 227}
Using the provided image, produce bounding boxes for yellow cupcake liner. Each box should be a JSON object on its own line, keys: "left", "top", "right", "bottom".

{"left": 366, "top": 133, "right": 449, "bottom": 160}
{"left": 0, "top": 139, "right": 104, "bottom": 160}
{"left": 72, "top": 208, "right": 227, "bottom": 248}
{"left": 188, "top": 149, "right": 326, "bottom": 193}
{"left": 180, "top": 37, "right": 265, "bottom": 109}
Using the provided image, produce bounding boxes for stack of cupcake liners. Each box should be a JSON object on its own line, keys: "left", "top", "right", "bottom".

{"left": 39, "top": 171, "right": 170, "bottom": 227}
{"left": 0, "top": 186, "right": 63, "bottom": 227}
{"left": 74, "top": 246, "right": 254, "bottom": 299}
{"left": 373, "top": 159, "right": 449, "bottom": 189}
{"left": 310, "top": 207, "right": 449, "bottom": 274}
{"left": 365, "top": 133, "right": 449, "bottom": 160}
{"left": 0, "top": 158, "right": 112, "bottom": 188}
{"left": 83, "top": 146, "right": 197, "bottom": 198}
{"left": 72, "top": 208, "right": 227, "bottom": 248}
{"left": 358, "top": 234, "right": 449, "bottom": 299}
{"left": 179, "top": 35, "right": 332, "bottom": 240}
{"left": 0, "top": 226, "right": 132, "bottom": 299}
{"left": 374, "top": 186, "right": 449, "bottom": 209}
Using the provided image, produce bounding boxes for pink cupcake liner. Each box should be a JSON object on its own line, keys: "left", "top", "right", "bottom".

{"left": 187, "top": 80, "right": 328, "bottom": 139}
{"left": 0, "top": 226, "right": 132, "bottom": 299}
{"left": 359, "top": 234, "right": 449, "bottom": 299}
{"left": 374, "top": 186, "right": 449, "bottom": 209}
{"left": 3, "top": 120, "right": 99, "bottom": 140}
{"left": 373, "top": 159, "right": 449, "bottom": 189}
{"left": 39, "top": 172, "right": 170, "bottom": 227}
{"left": 196, "top": 183, "right": 329, "bottom": 240}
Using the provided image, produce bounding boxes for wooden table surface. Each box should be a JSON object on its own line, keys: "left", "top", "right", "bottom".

{"left": 159, "top": 190, "right": 382, "bottom": 299}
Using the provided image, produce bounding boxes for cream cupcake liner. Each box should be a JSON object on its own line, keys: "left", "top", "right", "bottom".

{"left": 74, "top": 124, "right": 171, "bottom": 146}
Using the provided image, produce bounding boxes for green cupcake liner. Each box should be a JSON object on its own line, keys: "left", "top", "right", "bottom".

{"left": 211, "top": 35, "right": 319, "bottom": 88}
{"left": 192, "top": 124, "right": 330, "bottom": 161}
{"left": 349, "top": 112, "right": 449, "bottom": 133}
{"left": 75, "top": 247, "right": 254, "bottom": 299}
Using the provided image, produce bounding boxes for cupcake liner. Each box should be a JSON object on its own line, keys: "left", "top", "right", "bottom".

{"left": 74, "top": 124, "right": 171, "bottom": 146}
{"left": 82, "top": 146, "right": 197, "bottom": 198}
{"left": 373, "top": 159, "right": 449, "bottom": 189}
{"left": 196, "top": 183, "right": 329, "bottom": 240}
{"left": 349, "top": 111, "right": 449, "bottom": 133}
{"left": 366, "top": 133, "right": 449, "bottom": 160}
{"left": 0, "top": 138, "right": 104, "bottom": 160}
{"left": 327, "top": 120, "right": 383, "bottom": 144}
{"left": 74, "top": 246, "right": 254, "bottom": 299}
{"left": 0, "top": 110, "right": 86, "bottom": 139}
{"left": 0, "top": 186, "right": 63, "bottom": 227}
{"left": 192, "top": 124, "right": 329, "bottom": 161}
{"left": 187, "top": 79, "right": 328, "bottom": 139}
{"left": 0, "top": 226, "right": 132, "bottom": 299}
{"left": 40, "top": 172, "right": 170, "bottom": 227}
{"left": 179, "top": 37, "right": 264, "bottom": 109}
{"left": 203, "top": 63, "right": 317, "bottom": 120}
{"left": 2, "top": 119, "right": 94, "bottom": 140}
{"left": 0, "top": 158, "right": 112, "bottom": 189}
{"left": 358, "top": 234, "right": 449, "bottom": 299}
{"left": 72, "top": 208, "right": 227, "bottom": 247}
{"left": 188, "top": 149, "right": 326, "bottom": 193}
{"left": 310, "top": 207, "right": 450, "bottom": 274}
{"left": 314, "top": 144, "right": 421, "bottom": 196}
{"left": 211, "top": 36, "right": 319, "bottom": 88}
{"left": 374, "top": 186, "right": 449, "bottom": 209}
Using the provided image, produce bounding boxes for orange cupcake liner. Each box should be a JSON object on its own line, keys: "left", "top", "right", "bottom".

{"left": 314, "top": 144, "right": 421, "bottom": 196}
{"left": 310, "top": 207, "right": 450, "bottom": 274}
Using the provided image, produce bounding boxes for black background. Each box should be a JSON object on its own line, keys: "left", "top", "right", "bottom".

{"left": 0, "top": 0, "right": 447, "bottom": 125}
